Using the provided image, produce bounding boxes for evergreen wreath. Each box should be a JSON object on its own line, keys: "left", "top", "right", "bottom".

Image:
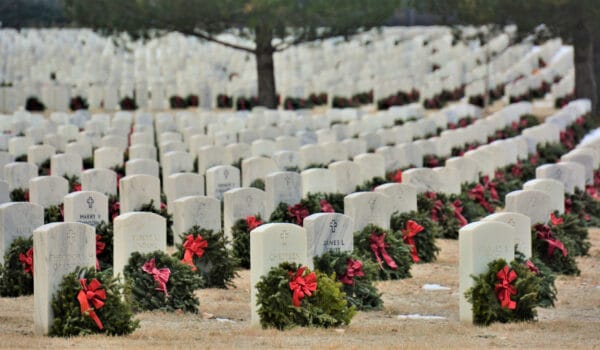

{"left": 353, "top": 224, "right": 413, "bottom": 280}
{"left": 173, "top": 226, "right": 238, "bottom": 288}
{"left": 417, "top": 192, "right": 464, "bottom": 239}
{"left": 138, "top": 200, "right": 174, "bottom": 245}
{"left": 355, "top": 177, "right": 387, "bottom": 192}
{"left": 95, "top": 221, "right": 113, "bottom": 271}
{"left": 305, "top": 192, "right": 345, "bottom": 213}
{"left": 565, "top": 189, "right": 600, "bottom": 227}
{"left": 44, "top": 204, "right": 64, "bottom": 224}
{"left": 9, "top": 188, "right": 28, "bottom": 202}
{"left": 532, "top": 224, "right": 580, "bottom": 276}
{"left": 231, "top": 215, "right": 264, "bottom": 268}
{"left": 255, "top": 262, "right": 356, "bottom": 330}
{"left": 249, "top": 178, "right": 265, "bottom": 190}
{"left": 465, "top": 259, "right": 540, "bottom": 326}
{"left": 38, "top": 158, "right": 51, "bottom": 176}
{"left": 269, "top": 196, "right": 343, "bottom": 226}
{"left": 453, "top": 185, "right": 489, "bottom": 222}
{"left": 0, "top": 236, "right": 33, "bottom": 297}
{"left": 390, "top": 211, "right": 440, "bottom": 263}
{"left": 123, "top": 251, "right": 202, "bottom": 313}
{"left": 50, "top": 266, "right": 139, "bottom": 337}
{"left": 549, "top": 212, "right": 590, "bottom": 256}
{"left": 312, "top": 251, "right": 382, "bottom": 310}
{"left": 64, "top": 174, "right": 81, "bottom": 192}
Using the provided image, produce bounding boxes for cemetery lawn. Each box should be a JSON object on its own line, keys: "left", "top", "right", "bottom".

{"left": 1, "top": 230, "right": 599, "bottom": 349}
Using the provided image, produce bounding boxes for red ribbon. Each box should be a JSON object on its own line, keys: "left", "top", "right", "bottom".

{"left": 586, "top": 186, "right": 600, "bottom": 200}
{"left": 494, "top": 265, "right": 517, "bottom": 310}
{"left": 402, "top": 220, "right": 424, "bottom": 263}
{"left": 482, "top": 176, "right": 499, "bottom": 201}
{"left": 95, "top": 235, "right": 105, "bottom": 271}
{"left": 319, "top": 199, "right": 335, "bottom": 213}
{"left": 246, "top": 215, "right": 263, "bottom": 230}
{"left": 392, "top": 170, "right": 402, "bottom": 183}
{"left": 288, "top": 203, "right": 309, "bottom": 226}
{"left": 535, "top": 224, "right": 567, "bottom": 258}
{"left": 141, "top": 258, "right": 171, "bottom": 298}
{"left": 182, "top": 234, "right": 208, "bottom": 271}
{"left": 72, "top": 183, "right": 82, "bottom": 192}
{"left": 288, "top": 266, "right": 317, "bottom": 307}
{"left": 451, "top": 199, "right": 468, "bottom": 227}
{"left": 110, "top": 201, "right": 120, "bottom": 221}
{"left": 339, "top": 258, "right": 365, "bottom": 285}
{"left": 77, "top": 278, "right": 106, "bottom": 330}
{"left": 468, "top": 184, "right": 495, "bottom": 213}
{"left": 18, "top": 248, "right": 33, "bottom": 275}
{"left": 369, "top": 232, "right": 398, "bottom": 270}
{"left": 550, "top": 213, "right": 563, "bottom": 226}
{"left": 526, "top": 260, "right": 539, "bottom": 274}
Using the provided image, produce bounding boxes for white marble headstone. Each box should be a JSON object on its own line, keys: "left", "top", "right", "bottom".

{"left": 0, "top": 202, "right": 43, "bottom": 264}
{"left": 173, "top": 195, "right": 221, "bottom": 246}
{"left": 304, "top": 212, "right": 354, "bottom": 269}
{"left": 344, "top": 191, "right": 392, "bottom": 231}
{"left": 63, "top": 191, "right": 108, "bottom": 227}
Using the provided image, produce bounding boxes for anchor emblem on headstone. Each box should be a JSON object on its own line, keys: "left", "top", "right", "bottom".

{"left": 86, "top": 196, "right": 94, "bottom": 209}
{"left": 330, "top": 219, "right": 337, "bottom": 233}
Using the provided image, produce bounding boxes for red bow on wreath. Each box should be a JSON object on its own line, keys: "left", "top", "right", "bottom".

{"left": 402, "top": 220, "right": 424, "bottom": 263}
{"left": 339, "top": 258, "right": 365, "bottom": 285}
{"left": 319, "top": 199, "right": 335, "bottom": 213}
{"left": 77, "top": 278, "right": 106, "bottom": 330}
{"left": 182, "top": 234, "right": 208, "bottom": 271}
{"left": 18, "top": 248, "right": 33, "bottom": 275}
{"left": 535, "top": 225, "right": 567, "bottom": 258}
{"left": 369, "top": 232, "right": 398, "bottom": 270}
{"left": 288, "top": 203, "right": 309, "bottom": 226}
{"left": 494, "top": 266, "right": 517, "bottom": 310}
{"left": 451, "top": 199, "right": 468, "bottom": 227}
{"left": 288, "top": 266, "right": 317, "bottom": 307}
{"left": 525, "top": 260, "right": 539, "bottom": 274}
{"left": 246, "top": 216, "right": 263, "bottom": 230}
{"left": 392, "top": 170, "right": 402, "bottom": 183}
{"left": 468, "top": 184, "right": 495, "bottom": 213}
{"left": 95, "top": 235, "right": 105, "bottom": 271}
{"left": 142, "top": 258, "right": 171, "bottom": 298}
{"left": 482, "top": 176, "right": 499, "bottom": 201}
{"left": 550, "top": 213, "right": 563, "bottom": 226}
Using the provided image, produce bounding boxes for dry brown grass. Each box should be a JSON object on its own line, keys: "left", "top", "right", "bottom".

{"left": 1, "top": 229, "right": 599, "bottom": 349}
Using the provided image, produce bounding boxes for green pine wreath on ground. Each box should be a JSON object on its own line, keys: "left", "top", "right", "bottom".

{"left": 353, "top": 224, "right": 413, "bottom": 280}
{"left": 532, "top": 224, "right": 580, "bottom": 276}
{"left": 549, "top": 212, "right": 590, "bottom": 257}
{"left": 231, "top": 215, "right": 263, "bottom": 269}
{"left": 9, "top": 188, "right": 28, "bottom": 202}
{"left": 465, "top": 259, "right": 540, "bottom": 326}
{"left": 355, "top": 177, "right": 387, "bottom": 192}
{"left": 0, "top": 236, "right": 33, "bottom": 297}
{"left": 305, "top": 192, "right": 345, "bottom": 213}
{"left": 95, "top": 221, "right": 113, "bottom": 271}
{"left": 44, "top": 204, "right": 64, "bottom": 224}
{"left": 514, "top": 252, "right": 557, "bottom": 308}
{"left": 312, "top": 250, "right": 382, "bottom": 310}
{"left": 173, "top": 226, "right": 238, "bottom": 288}
{"left": 389, "top": 211, "right": 440, "bottom": 263}
{"left": 50, "top": 266, "right": 139, "bottom": 337}
{"left": 123, "top": 251, "right": 202, "bottom": 313}
{"left": 255, "top": 262, "right": 356, "bottom": 330}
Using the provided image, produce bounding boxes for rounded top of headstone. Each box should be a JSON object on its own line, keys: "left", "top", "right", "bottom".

{"left": 0, "top": 201, "right": 43, "bottom": 211}
{"left": 114, "top": 211, "right": 166, "bottom": 223}
{"left": 33, "top": 221, "right": 94, "bottom": 233}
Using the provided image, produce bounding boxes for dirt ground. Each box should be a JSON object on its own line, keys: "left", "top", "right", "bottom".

{"left": 0, "top": 228, "right": 599, "bottom": 349}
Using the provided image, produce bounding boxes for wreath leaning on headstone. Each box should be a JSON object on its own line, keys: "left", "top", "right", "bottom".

{"left": 231, "top": 215, "right": 264, "bottom": 269}
{"left": 173, "top": 226, "right": 238, "bottom": 288}
{"left": 549, "top": 212, "right": 591, "bottom": 257}
{"left": 465, "top": 259, "right": 541, "bottom": 326}
{"left": 312, "top": 250, "right": 383, "bottom": 311}
{"left": 123, "top": 251, "right": 202, "bottom": 313}
{"left": 269, "top": 196, "right": 341, "bottom": 226}
{"left": 514, "top": 252, "right": 557, "bottom": 308}
{"left": 353, "top": 224, "right": 413, "bottom": 280}
{"left": 255, "top": 262, "right": 356, "bottom": 330}
{"left": 390, "top": 211, "right": 440, "bottom": 263}
{"left": 44, "top": 204, "right": 64, "bottom": 224}
{"left": 9, "top": 188, "right": 28, "bottom": 202}
{"left": 0, "top": 236, "right": 34, "bottom": 297}
{"left": 50, "top": 266, "right": 139, "bottom": 337}
{"left": 532, "top": 223, "right": 580, "bottom": 276}
{"left": 95, "top": 222, "right": 113, "bottom": 271}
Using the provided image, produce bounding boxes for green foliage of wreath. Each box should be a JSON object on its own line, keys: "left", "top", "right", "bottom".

{"left": 63, "top": 174, "right": 80, "bottom": 192}
{"left": 417, "top": 192, "right": 462, "bottom": 239}
{"left": 44, "top": 204, "right": 63, "bottom": 224}
{"left": 453, "top": 186, "right": 489, "bottom": 222}
{"left": 231, "top": 215, "right": 263, "bottom": 269}
{"left": 465, "top": 259, "right": 540, "bottom": 326}
{"left": 514, "top": 252, "right": 557, "bottom": 308}
{"left": 123, "top": 251, "right": 202, "bottom": 313}
{"left": 249, "top": 178, "right": 265, "bottom": 191}
{"left": 551, "top": 212, "right": 590, "bottom": 256}
{"left": 269, "top": 202, "right": 296, "bottom": 224}
{"left": 0, "top": 237, "right": 33, "bottom": 297}
{"left": 566, "top": 189, "right": 600, "bottom": 227}
{"left": 355, "top": 177, "right": 387, "bottom": 192}
{"left": 389, "top": 211, "right": 440, "bottom": 263}
{"left": 305, "top": 192, "right": 345, "bottom": 213}
{"left": 532, "top": 226, "right": 580, "bottom": 276}
{"left": 38, "top": 158, "right": 51, "bottom": 176}
{"left": 50, "top": 266, "right": 139, "bottom": 337}
{"left": 9, "top": 188, "right": 28, "bottom": 202}
{"left": 353, "top": 224, "right": 413, "bottom": 280}
{"left": 96, "top": 221, "right": 113, "bottom": 271}
{"left": 83, "top": 157, "right": 94, "bottom": 170}
{"left": 173, "top": 226, "right": 238, "bottom": 288}
{"left": 312, "top": 251, "right": 382, "bottom": 310}
{"left": 138, "top": 200, "right": 174, "bottom": 245}
{"left": 255, "top": 262, "right": 356, "bottom": 330}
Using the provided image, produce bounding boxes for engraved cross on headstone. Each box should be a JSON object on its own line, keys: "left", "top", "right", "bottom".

{"left": 86, "top": 196, "right": 94, "bottom": 209}
{"left": 224, "top": 169, "right": 229, "bottom": 179}
{"left": 330, "top": 219, "right": 338, "bottom": 233}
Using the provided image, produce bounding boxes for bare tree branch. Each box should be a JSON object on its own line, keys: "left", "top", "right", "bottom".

{"left": 178, "top": 28, "right": 255, "bottom": 53}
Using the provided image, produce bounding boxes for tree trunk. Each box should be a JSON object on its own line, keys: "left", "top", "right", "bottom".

{"left": 255, "top": 26, "right": 277, "bottom": 109}
{"left": 573, "top": 21, "right": 597, "bottom": 115}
